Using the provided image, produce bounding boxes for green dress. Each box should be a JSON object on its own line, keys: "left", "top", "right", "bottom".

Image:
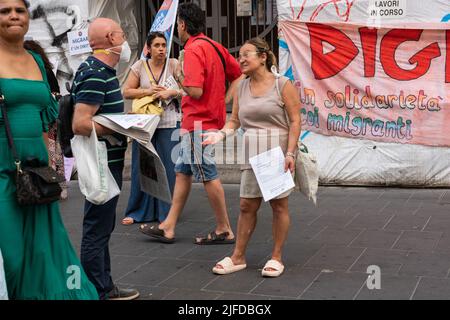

{"left": 0, "top": 51, "right": 98, "bottom": 300}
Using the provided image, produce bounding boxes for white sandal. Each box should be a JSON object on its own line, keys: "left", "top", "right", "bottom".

{"left": 212, "top": 257, "right": 247, "bottom": 275}
{"left": 261, "top": 259, "right": 285, "bottom": 278}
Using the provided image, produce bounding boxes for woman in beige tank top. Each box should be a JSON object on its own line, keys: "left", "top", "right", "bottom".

{"left": 202, "top": 38, "right": 302, "bottom": 277}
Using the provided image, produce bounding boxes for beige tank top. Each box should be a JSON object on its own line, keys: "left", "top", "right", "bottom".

{"left": 238, "top": 76, "right": 290, "bottom": 169}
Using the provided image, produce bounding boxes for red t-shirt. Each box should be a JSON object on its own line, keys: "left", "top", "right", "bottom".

{"left": 181, "top": 33, "right": 241, "bottom": 132}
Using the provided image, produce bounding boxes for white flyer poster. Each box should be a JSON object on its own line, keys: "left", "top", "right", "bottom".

{"left": 249, "top": 147, "right": 295, "bottom": 202}
{"left": 67, "top": 29, "right": 92, "bottom": 56}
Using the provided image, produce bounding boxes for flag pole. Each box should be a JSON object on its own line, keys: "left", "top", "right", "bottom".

{"left": 161, "top": 1, "right": 179, "bottom": 84}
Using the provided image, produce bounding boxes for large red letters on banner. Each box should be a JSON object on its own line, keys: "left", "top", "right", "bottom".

{"left": 307, "top": 23, "right": 447, "bottom": 82}
{"left": 308, "top": 24, "right": 359, "bottom": 79}
{"left": 380, "top": 29, "right": 441, "bottom": 81}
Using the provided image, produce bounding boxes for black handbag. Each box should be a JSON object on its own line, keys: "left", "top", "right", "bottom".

{"left": 0, "top": 91, "right": 65, "bottom": 206}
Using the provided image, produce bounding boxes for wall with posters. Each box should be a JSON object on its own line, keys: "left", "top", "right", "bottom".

{"left": 278, "top": 0, "right": 450, "bottom": 186}
{"left": 26, "top": 0, "right": 140, "bottom": 94}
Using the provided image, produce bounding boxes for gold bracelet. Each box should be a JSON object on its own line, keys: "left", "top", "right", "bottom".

{"left": 286, "top": 152, "right": 296, "bottom": 159}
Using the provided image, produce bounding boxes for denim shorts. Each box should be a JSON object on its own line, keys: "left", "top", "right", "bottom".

{"left": 174, "top": 131, "right": 219, "bottom": 182}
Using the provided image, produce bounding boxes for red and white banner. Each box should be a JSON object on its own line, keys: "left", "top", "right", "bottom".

{"left": 279, "top": 21, "right": 450, "bottom": 147}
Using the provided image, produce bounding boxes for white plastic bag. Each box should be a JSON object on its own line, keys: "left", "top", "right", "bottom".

{"left": 0, "top": 249, "right": 8, "bottom": 300}
{"left": 274, "top": 76, "right": 319, "bottom": 205}
{"left": 295, "top": 143, "right": 319, "bottom": 205}
{"left": 71, "top": 123, "right": 120, "bottom": 205}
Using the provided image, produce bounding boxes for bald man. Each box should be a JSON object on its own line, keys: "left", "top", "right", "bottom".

{"left": 72, "top": 18, "right": 139, "bottom": 300}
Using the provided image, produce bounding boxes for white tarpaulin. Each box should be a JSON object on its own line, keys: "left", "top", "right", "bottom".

{"left": 278, "top": 0, "right": 450, "bottom": 187}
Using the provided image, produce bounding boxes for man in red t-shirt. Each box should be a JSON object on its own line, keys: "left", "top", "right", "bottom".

{"left": 140, "top": 3, "right": 243, "bottom": 245}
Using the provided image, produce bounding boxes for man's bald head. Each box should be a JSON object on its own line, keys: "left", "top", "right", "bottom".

{"left": 88, "top": 18, "right": 124, "bottom": 50}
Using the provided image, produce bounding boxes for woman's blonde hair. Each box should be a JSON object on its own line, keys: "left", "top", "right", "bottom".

{"left": 244, "top": 37, "right": 278, "bottom": 72}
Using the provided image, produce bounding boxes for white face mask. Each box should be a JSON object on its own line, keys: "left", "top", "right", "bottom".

{"left": 108, "top": 41, "right": 131, "bottom": 63}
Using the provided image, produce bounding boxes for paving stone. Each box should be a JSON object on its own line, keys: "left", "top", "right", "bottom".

{"left": 399, "top": 252, "right": 450, "bottom": 278}
{"left": 111, "top": 255, "right": 154, "bottom": 281}
{"left": 356, "top": 274, "right": 420, "bottom": 300}
{"left": 392, "top": 231, "right": 442, "bottom": 252}
{"left": 178, "top": 245, "right": 234, "bottom": 262}
{"left": 411, "top": 277, "right": 450, "bottom": 300}
{"left": 251, "top": 267, "right": 321, "bottom": 298}
{"left": 381, "top": 201, "right": 422, "bottom": 214}
{"left": 345, "top": 200, "right": 388, "bottom": 214}
{"left": 281, "top": 243, "right": 324, "bottom": 267}
{"left": 285, "top": 224, "right": 326, "bottom": 244}
{"left": 311, "top": 200, "right": 354, "bottom": 213}
{"left": 434, "top": 232, "right": 450, "bottom": 254}
{"left": 203, "top": 268, "right": 265, "bottom": 293}
{"left": 159, "top": 262, "right": 221, "bottom": 290}
{"left": 115, "top": 284, "right": 175, "bottom": 300}
{"left": 299, "top": 271, "right": 367, "bottom": 300}
{"left": 349, "top": 248, "right": 408, "bottom": 275}
{"left": 410, "top": 190, "right": 444, "bottom": 201}
{"left": 308, "top": 215, "right": 358, "bottom": 228}
{"left": 310, "top": 227, "right": 363, "bottom": 246}
{"left": 164, "top": 288, "right": 223, "bottom": 300}
{"left": 349, "top": 230, "right": 402, "bottom": 249}
{"left": 112, "top": 236, "right": 158, "bottom": 256}
{"left": 415, "top": 203, "right": 450, "bottom": 217}
{"left": 117, "top": 258, "right": 192, "bottom": 286}
{"left": 345, "top": 214, "right": 394, "bottom": 230}
{"left": 217, "top": 293, "right": 287, "bottom": 300}
{"left": 140, "top": 242, "right": 197, "bottom": 259}
{"left": 438, "top": 190, "right": 450, "bottom": 205}
{"left": 303, "top": 246, "right": 365, "bottom": 271}
{"left": 384, "top": 215, "right": 430, "bottom": 231}
{"left": 293, "top": 213, "right": 324, "bottom": 226}
{"left": 423, "top": 216, "right": 450, "bottom": 232}
{"left": 379, "top": 191, "right": 413, "bottom": 200}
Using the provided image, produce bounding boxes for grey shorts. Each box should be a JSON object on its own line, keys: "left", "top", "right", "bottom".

{"left": 240, "top": 169, "right": 294, "bottom": 199}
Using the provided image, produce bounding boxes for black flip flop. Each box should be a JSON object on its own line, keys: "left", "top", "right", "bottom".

{"left": 139, "top": 224, "right": 176, "bottom": 244}
{"left": 194, "top": 231, "right": 235, "bottom": 245}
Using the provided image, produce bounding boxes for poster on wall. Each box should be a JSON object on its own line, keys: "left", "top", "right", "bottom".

{"left": 26, "top": 0, "right": 90, "bottom": 83}
{"left": 251, "top": 0, "right": 273, "bottom": 25}
{"left": 237, "top": 0, "right": 252, "bottom": 17}
{"left": 279, "top": 20, "right": 450, "bottom": 147}
{"left": 67, "top": 28, "right": 92, "bottom": 56}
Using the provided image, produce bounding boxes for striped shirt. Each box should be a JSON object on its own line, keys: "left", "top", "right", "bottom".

{"left": 72, "top": 56, "right": 127, "bottom": 164}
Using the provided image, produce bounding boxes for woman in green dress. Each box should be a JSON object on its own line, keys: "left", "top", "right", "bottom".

{"left": 0, "top": 0, "right": 98, "bottom": 300}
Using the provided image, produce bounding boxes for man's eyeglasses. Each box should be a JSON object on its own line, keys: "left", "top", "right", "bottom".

{"left": 110, "top": 31, "right": 127, "bottom": 40}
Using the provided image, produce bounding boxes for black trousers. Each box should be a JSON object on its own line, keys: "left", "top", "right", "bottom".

{"left": 80, "top": 162, "right": 123, "bottom": 300}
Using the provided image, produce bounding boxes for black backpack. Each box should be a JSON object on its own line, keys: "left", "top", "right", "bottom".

{"left": 57, "top": 64, "right": 99, "bottom": 158}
